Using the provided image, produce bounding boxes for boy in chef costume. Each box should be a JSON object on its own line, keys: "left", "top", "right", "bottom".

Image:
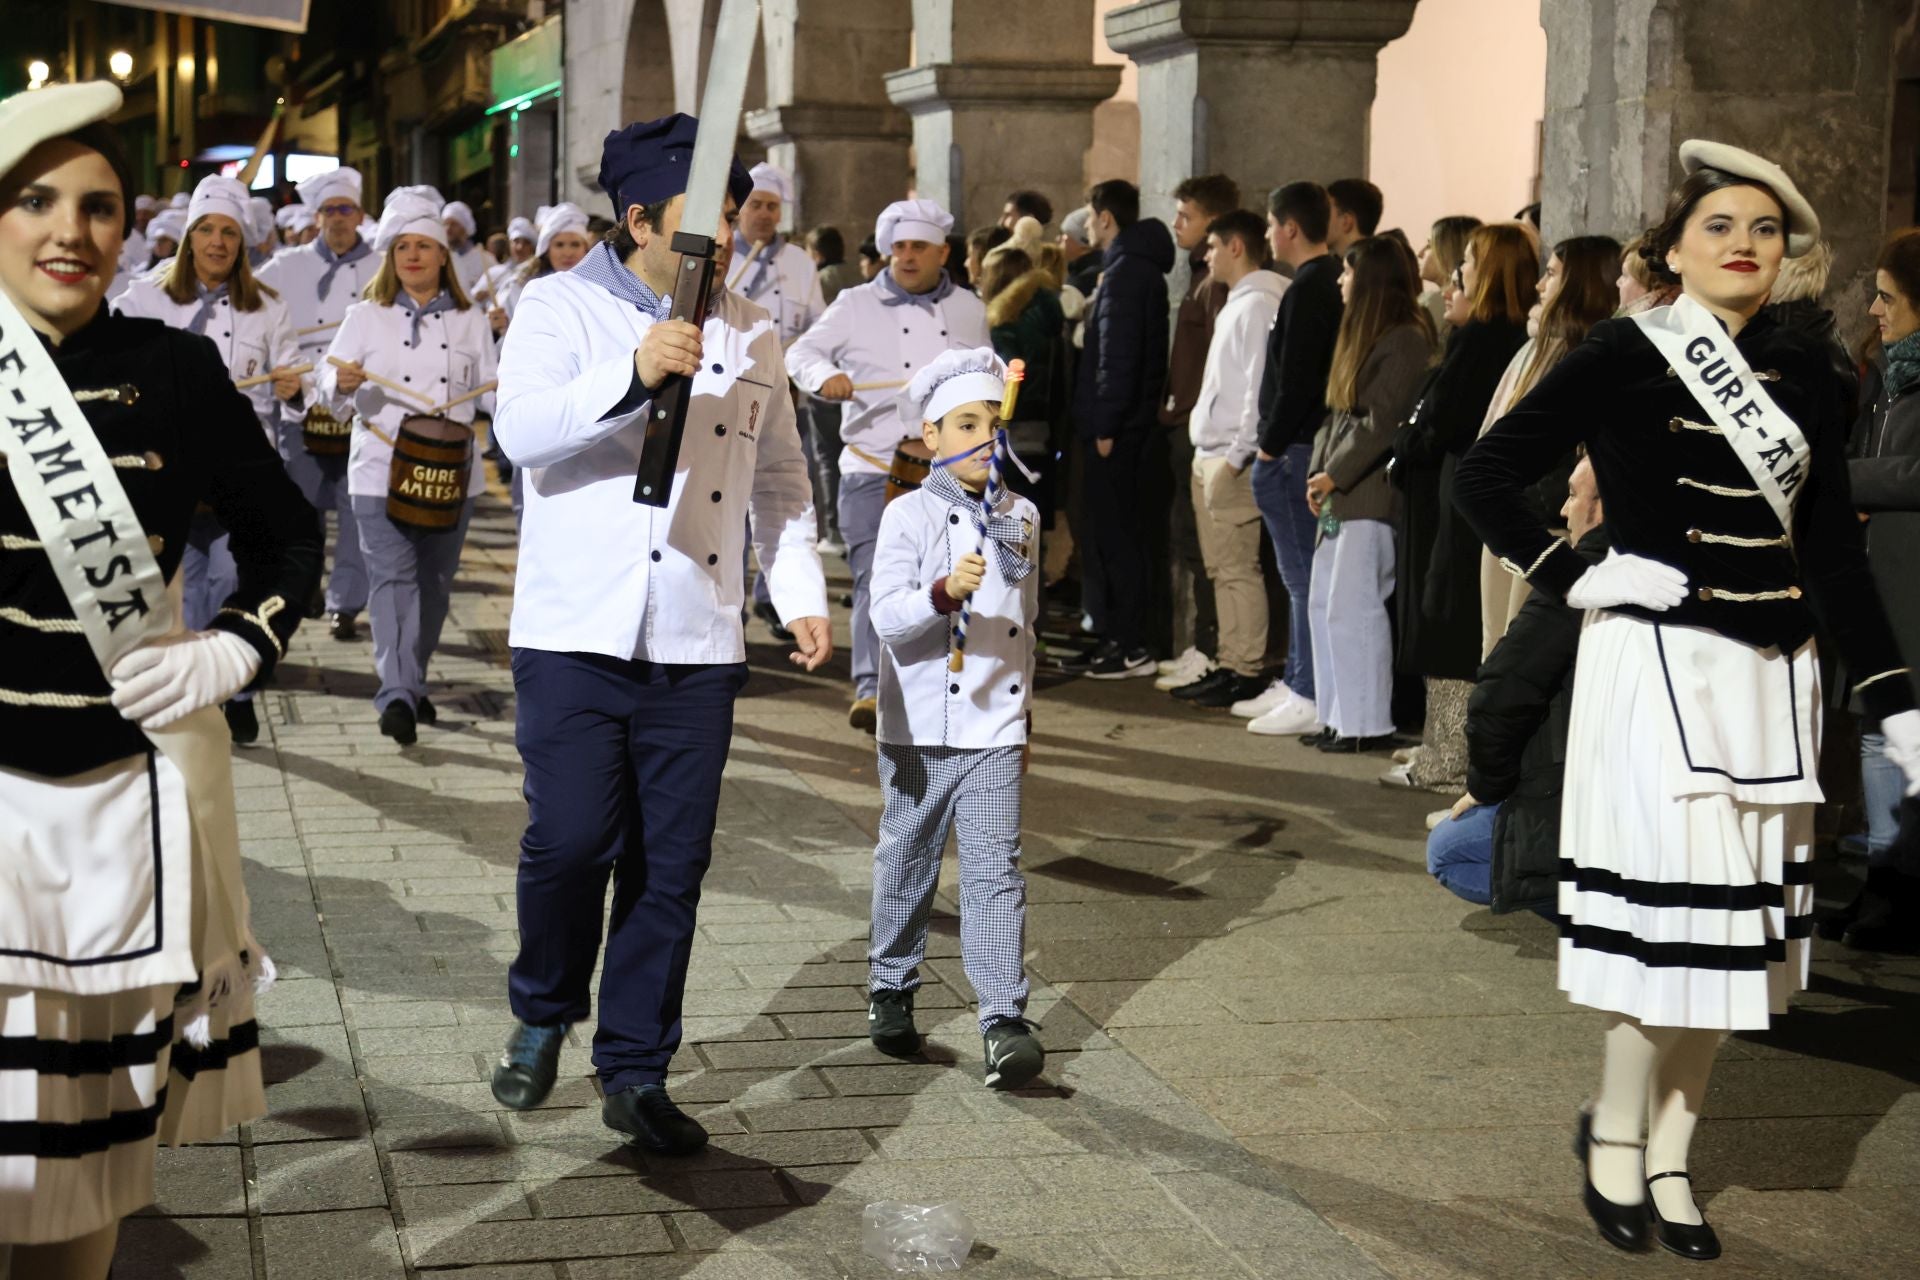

{"left": 864, "top": 348, "right": 1044, "bottom": 1090}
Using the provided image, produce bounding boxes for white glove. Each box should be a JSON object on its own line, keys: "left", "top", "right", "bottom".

{"left": 1880, "top": 709, "right": 1920, "bottom": 797}
{"left": 109, "top": 631, "right": 262, "bottom": 729}
{"left": 1564, "top": 549, "right": 1689, "bottom": 612}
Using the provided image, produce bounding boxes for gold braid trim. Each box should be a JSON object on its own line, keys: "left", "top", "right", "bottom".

{"left": 216, "top": 594, "right": 289, "bottom": 659}
{"left": 0, "top": 606, "right": 83, "bottom": 633}
{"left": 1499, "top": 537, "right": 1567, "bottom": 582}
{"left": 0, "top": 688, "right": 112, "bottom": 708}
{"left": 1677, "top": 477, "right": 1762, "bottom": 498}
{"left": 1854, "top": 667, "right": 1914, "bottom": 696}
{"left": 0, "top": 535, "right": 42, "bottom": 550}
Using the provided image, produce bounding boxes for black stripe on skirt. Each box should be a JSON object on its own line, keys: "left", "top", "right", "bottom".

{"left": 0, "top": 1086, "right": 167, "bottom": 1159}
{"left": 1558, "top": 858, "right": 1813, "bottom": 912}
{"left": 0, "top": 1016, "right": 173, "bottom": 1078}
{"left": 1559, "top": 919, "right": 1811, "bottom": 972}
{"left": 170, "top": 1019, "right": 260, "bottom": 1083}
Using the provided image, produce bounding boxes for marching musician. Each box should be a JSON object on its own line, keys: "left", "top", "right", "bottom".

{"left": 258, "top": 168, "right": 379, "bottom": 640}
{"left": 475, "top": 214, "right": 536, "bottom": 329}
{"left": 113, "top": 173, "right": 305, "bottom": 745}
{"left": 730, "top": 162, "right": 825, "bottom": 345}
{"left": 487, "top": 113, "right": 828, "bottom": 1154}
{"left": 787, "top": 197, "right": 990, "bottom": 731}
{"left": 443, "top": 199, "right": 498, "bottom": 295}
{"left": 0, "top": 81, "right": 318, "bottom": 1275}
{"left": 317, "top": 186, "right": 496, "bottom": 747}
{"left": 497, "top": 201, "right": 591, "bottom": 324}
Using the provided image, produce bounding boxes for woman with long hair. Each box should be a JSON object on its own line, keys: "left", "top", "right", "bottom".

{"left": 498, "top": 202, "right": 591, "bottom": 325}
{"left": 1384, "top": 222, "right": 1537, "bottom": 788}
{"left": 1418, "top": 214, "right": 1483, "bottom": 336}
{"left": 1458, "top": 141, "right": 1920, "bottom": 1262}
{"left": 319, "top": 187, "right": 496, "bottom": 746}
{"left": 1475, "top": 234, "right": 1623, "bottom": 653}
{"left": 114, "top": 174, "right": 306, "bottom": 744}
{"left": 1298, "top": 237, "right": 1434, "bottom": 749}
{"left": 0, "top": 81, "right": 318, "bottom": 1277}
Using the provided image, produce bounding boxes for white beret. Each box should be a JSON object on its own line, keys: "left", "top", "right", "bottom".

{"left": 374, "top": 185, "right": 448, "bottom": 255}
{"left": 135, "top": 194, "right": 157, "bottom": 213}
{"left": 443, "top": 200, "right": 477, "bottom": 236}
{"left": 907, "top": 346, "right": 1007, "bottom": 426}
{"left": 1678, "top": 139, "right": 1820, "bottom": 259}
{"left": 875, "top": 198, "right": 954, "bottom": 256}
{"left": 185, "top": 174, "right": 252, "bottom": 240}
{"left": 507, "top": 216, "right": 536, "bottom": 243}
{"left": 0, "top": 80, "right": 123, "bottom": 201}
{"left": 748, "top": 161, "right": 793, "bottom": 205}
{"left": 146, "top": 208, "right": 187, "bottom": 245}
{"left": 535, "top": 202, "right": 589, "bottom": 259}
{"left": 297, "top": 166, "right": 364, "bottom": 210}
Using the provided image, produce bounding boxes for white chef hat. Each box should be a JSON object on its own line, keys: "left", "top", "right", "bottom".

{"left": 443, "top": 199, "right": 477, "bottom": 237}
{"left": 358, "top": 215, "right": 378, "bottom": 241}
{"left": 168, "top": 192, "right": 189, "bottom": 210}
{"left": 907, "top": 347, "right": 1007, "bottom": 427}
{"left": 297, "top": 166, "right": 364, "bottom": 210}
{"left": 535, "top": 202, "right": 589, "bottom": 258}
{"left": 1677, "top": 139, "right": 1821, "bottom": 258}
{"left": 281, "top": 205, "right": 315, "bottom": 234}
{"left": 374, "top": 185, "right": 448, "bottom": 254}
{"left": 748, "top": 161, "right": 793, "bottom": 205}
{"left": 507, "top": 216, "right": 535, "bottom": 243}
{"left": 534, "top": 205, "right": 554, "bottom": 227}
{"left": 875, "top": 198, "right": 954, "bottom": 256}
{"left": 134, "top": 193, "right": 157, "bottom": 213}
{"left": 147, "top": 208, "right": 187, "bottom": 246}
{"left": 248, "top": 195, "right": 276, "bottom": 247}
{"left": 273, "top": 203, "right": 302, "bottom": 229}
{"left": 184, "top": 174, "right": 252, "bottom": 239}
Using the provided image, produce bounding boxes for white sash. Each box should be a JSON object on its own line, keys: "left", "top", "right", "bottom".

{"left": 0, "top": 293, "right": 250, "bottom": 997}
{"left": 1630, "top": 294, "right": 1810, "bottom": 541}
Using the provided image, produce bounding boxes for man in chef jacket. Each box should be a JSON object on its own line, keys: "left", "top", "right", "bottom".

{"left": 487, "top": 113, "right": 830, "bottom": 1157}
{"left": 786, "top": 197, "right": 990, "bottom": 731}
{"left": 258, "top": 168, "right": 380, "bottom": 639}
{"left": 443, "top": 200, "right": 498, "bottom": 294}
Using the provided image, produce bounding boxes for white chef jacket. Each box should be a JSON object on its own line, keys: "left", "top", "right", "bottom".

{"left": 493, "top": 267, "right": 827, "bottom": 664}
{"left": 112, "top": 276, "right": 302, "bottom": 436}
{"left": 785, "top": 276, "right": 990, "bottom": 478}
{"left": 450, "top": 242, "right": 498, "bottom": 295}
{"left": 731, "top": 237, "right": 825, "bottom": 347}
{"left": 257, "top": 239, "right": 382, "bottom": 374}
{"left": 870, "top": 484, "right": 1039, "bottom": 749}
{"left": 1190, "top": 269, "right": 1288, "bottom": 470}
{"left": 316, "top": 298, "right": 497, "bottom": 498}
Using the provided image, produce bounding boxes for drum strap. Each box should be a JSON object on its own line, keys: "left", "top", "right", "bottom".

{"left": 848, "top": 443, "right": 899, "bottom": 471}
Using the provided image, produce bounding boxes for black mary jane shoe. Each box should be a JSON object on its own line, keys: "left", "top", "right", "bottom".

{"left": 1575, "top": 1110, "right": 1650, "bottom": 1252}
{"left": 1646, "top": 1171, "right": 1721, "bottom": 1260}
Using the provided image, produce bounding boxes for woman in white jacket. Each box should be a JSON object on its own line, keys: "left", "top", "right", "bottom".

{"left": 318, "top": 187, "right": 495, "bottom": 746}
{"left": 114, "top": 174, "right": 304, "bottom": 744}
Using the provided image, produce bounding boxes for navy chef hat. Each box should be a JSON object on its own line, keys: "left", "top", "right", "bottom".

{"left": 598, "top": 113, "right": 754, "bottom": 226}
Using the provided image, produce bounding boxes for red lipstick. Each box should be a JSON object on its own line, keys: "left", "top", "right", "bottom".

{"left": 1721, "top": 261, "right": 1759, "bottom": 274}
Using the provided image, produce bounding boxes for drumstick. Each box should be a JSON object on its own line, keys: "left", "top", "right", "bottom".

{"left": 425, "top": 381, "right": 498, "bottom": 415}
{"left": 296, "top": 322, "right": 338, "bottom": 337}
{"left": 950, "top": 359, "right": 1026, "bottom": 674}
{"left": 325, "top": 356, "right": 436, "bottom": 407}
{"left": 234, "top": 362, "right": 312, "bottom": 390}
{"left": 726, "top": 240, "right": 767, "bottom": 292}
{"left": 850, "top": 379, "right": 908, "bottom": 393}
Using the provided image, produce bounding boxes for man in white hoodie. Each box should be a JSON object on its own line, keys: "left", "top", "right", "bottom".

{"left": 1169, "top": 209, "right": 1288, "bottom": 710}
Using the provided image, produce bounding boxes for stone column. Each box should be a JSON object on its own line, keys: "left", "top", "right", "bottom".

{"left": 1540, "top": 0, "right": 1907, "bottom": 319}
{"left": 746, "top": 0, "right": 913, "bottom": 237}
{"left": 885, "top": 0, "right": 1123, "bottom": 231}
{"left": 1106, "top": 0, "right": 1419, "bottom": 221}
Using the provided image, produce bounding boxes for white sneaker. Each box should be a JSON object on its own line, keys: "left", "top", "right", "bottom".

{"left": 1229, "top": 679, "right": 1291, "bottom": 719}
{"left": 1247, "top": 693, "right": 1320, "bottom": 736}
{"left": 816, "top": 538, "right": 845, "bottom": 557}
{"left": 1154, "top": 648, "right": 1214, "bottom": 690}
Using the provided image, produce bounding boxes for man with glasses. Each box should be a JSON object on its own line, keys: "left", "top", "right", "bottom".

{"left": 259, "top": 170, "right": 378, "bottom": 640}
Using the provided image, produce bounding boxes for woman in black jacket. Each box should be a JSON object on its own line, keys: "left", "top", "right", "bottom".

{"left": 1390, "top": 222, "right": 1537, "bottom": 789}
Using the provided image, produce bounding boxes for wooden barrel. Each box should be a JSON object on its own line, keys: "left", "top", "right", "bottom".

{"left": 302, "top": 403, "right": 352, "bottom": 457}
{"left": 386, "top": 415, "right": 472, "bottom": 530}
{"left": 885, "top": 439, "right": 935, "bottom": 505}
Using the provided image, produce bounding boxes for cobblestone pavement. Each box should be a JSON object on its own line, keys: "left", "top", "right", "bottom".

{"left": 116, "top": 495, "right": 1920, "bottom": 1279}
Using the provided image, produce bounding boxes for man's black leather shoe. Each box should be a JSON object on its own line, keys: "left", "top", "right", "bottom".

{"left": 603, "top": 1083, "right": 708, "bottom": 1156}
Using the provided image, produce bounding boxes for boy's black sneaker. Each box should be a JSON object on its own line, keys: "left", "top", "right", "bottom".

{"left": 1083, "top": 646, "right": 1154, "bottom": 681}
{"left": 982, "top": 1019, "right": 1044, "bottom": 1090}
{"left": 1059, "top": 639, "right": 1119, "bottom": 675}
{"left": 868, "top": 988, "right": 920, "bottom": 1057}
{"left": 1190, "top": 672, "right": 1271, "bottom": 709}
{"left": 1169, "top": 668, "right": 1233, "bottom": 701}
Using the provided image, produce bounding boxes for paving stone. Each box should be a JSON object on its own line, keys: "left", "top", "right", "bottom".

{"left": 531, "top": 1169, "right": 791, "bottom": 1216}
{"left": 250, "top": 1076, "right": 372, "bottom": 1143}
{"left": 401, "top": 1215, "right": 672, "bottom": 1267}
{"left": 115, "top": 1215, "right": 254, "bottom": 1279}
{"left": 138, "top": 1145, "right": 247, "bottom": 1217}
{"left": 260, "top": 1207, "right": 406, "bottom": 1280}
{"left": 251, "top": 1138, "right": 389, "bottom": 1213}
{"left": 256, "top": 977, "right": 345, "bottom": 1028}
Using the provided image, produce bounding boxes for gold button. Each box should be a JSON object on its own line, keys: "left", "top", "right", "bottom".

{"left": 119, "top": 383, "right": 141, "bottom": 405}
{"left": 1686, "top": 528, "right": 1703, "bottom": 543}
{"left": 143, "top": 451, "right": 163, "bottom": 470}
{"left": 1698, "top": 587, "right": 1715, "bottom": 602}
{"left": 1666, "top": 367, "right": 1677, "bottom": 377}
{"left": 147, "top": 535, "right": 164, "bottom": 554}
{"left": 1668, "top": 417, "right": 1683, "bottom": 432}
{"left": 1788, "top": 585, "right": 1803, "bottom": 600}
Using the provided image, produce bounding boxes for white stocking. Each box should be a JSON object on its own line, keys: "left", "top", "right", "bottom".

{"left": 1589, "top": 1013, "right": 1658, "bottom": 1204}
{"left": 1646, "top": 1027, "right": 1721, "bottom": 1225}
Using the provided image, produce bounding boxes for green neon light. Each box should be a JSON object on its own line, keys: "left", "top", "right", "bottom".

{"left": 484, "top": 79, "right": 561, "bottom": 116}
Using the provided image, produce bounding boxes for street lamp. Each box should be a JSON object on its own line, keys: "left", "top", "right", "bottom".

{"left": 27, "top": 60, "right": 50, "bottom": 88}
{"left": 108, "top": 50, "right": 133, "bottom": 80}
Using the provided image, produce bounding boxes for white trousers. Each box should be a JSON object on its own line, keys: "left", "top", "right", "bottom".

{"left": 1307, "top": 518, "right": 1396, "bottom": 738}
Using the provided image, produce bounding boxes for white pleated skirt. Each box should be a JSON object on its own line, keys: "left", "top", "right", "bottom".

{"left": 1558, "top": 612, "right": 1818, "bottom": 1032}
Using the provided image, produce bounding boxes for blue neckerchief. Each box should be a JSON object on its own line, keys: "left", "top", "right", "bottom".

{"left": 733, "top": 234, "right": 780, "bottom": 299}
{"left": 314, "top": 236, "right": 373, "bottom": 301}
{"left": 1887, "top": 330, "right": 1920, "bottom": 398}
{"left": 185, "top": 280, "right": 229, "bottom": 336}
{"left": 573, "top": 242, "right": 670, "bottom": 320}
{"left": 925, "top": 456, "right": 1033, "bottom": 583}
{"left": 876, "top": 268, "right": 956, "bottom": 310}
{"left": 395, "top": 288, "right": 456, "bottom": 345}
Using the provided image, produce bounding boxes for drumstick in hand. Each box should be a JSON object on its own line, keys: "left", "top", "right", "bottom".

{"left": 726, "top": 240, "right": 767, "bottom": 292}
{"left": 296, "top": 321, "right": 339, "bottom": 337}
{"left": 234, "top": 362, "right": 313, "bottom": 390}
{"left": 950, "top": 359, "right": 1026, "bottom": 673}
{"left": 426, "top": 382, "right": 499, "bottom": 415}
{"left": 326, "top": 356, "right": 437, "bottom": 407}
{"left": 850, "top": 379, "right": 909, "bottom": 393}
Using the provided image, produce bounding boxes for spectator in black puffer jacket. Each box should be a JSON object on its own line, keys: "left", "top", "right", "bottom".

{"left": 1065, "top": 179, "right": 1176, "bottom": 680}
{"left": 1427, "top": 456, "right": 1606, "bottom": 913}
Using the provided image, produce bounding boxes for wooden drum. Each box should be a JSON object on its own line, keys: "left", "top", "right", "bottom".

{"left": 386, "top": 414, "right": 473, "bottom": 531}
{"left": 302, "top": 403, "right": 352, "bottom": 457}
{"left": 885, "top": 440, "right": 935, "bottom": 505}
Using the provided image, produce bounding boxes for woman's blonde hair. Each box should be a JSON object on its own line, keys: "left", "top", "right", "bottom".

{"left": 1770, "top": 239, "right": 1832, "bottom": 304}
{"left": 162, "top": 214, "right": 276, "bottom": 310}
{"left": 363, "top": 239, "right": 471, "bottom": 308}
{"left": 1029, "top": 242, "right": 1067, "bottom": 289}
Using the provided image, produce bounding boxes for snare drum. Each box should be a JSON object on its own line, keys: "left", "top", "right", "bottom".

{"left": 885, "top": 440, "right": 935, "bottom": 505}
{"left": 302, "top": 402, "right": 352, "bottom": 457}
{"left": 386, "top": 414, "right": 473, "bottom": 531}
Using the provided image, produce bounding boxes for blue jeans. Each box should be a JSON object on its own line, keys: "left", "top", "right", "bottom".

{"left": 1427, "top": 800, "right": 1501, "bottom": 906}
{"left": 1862, "top": 730, "right": 1904, "bottom": 866}
{"left": 1252, "top": 444, "right": 1316, "bottom": 700}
